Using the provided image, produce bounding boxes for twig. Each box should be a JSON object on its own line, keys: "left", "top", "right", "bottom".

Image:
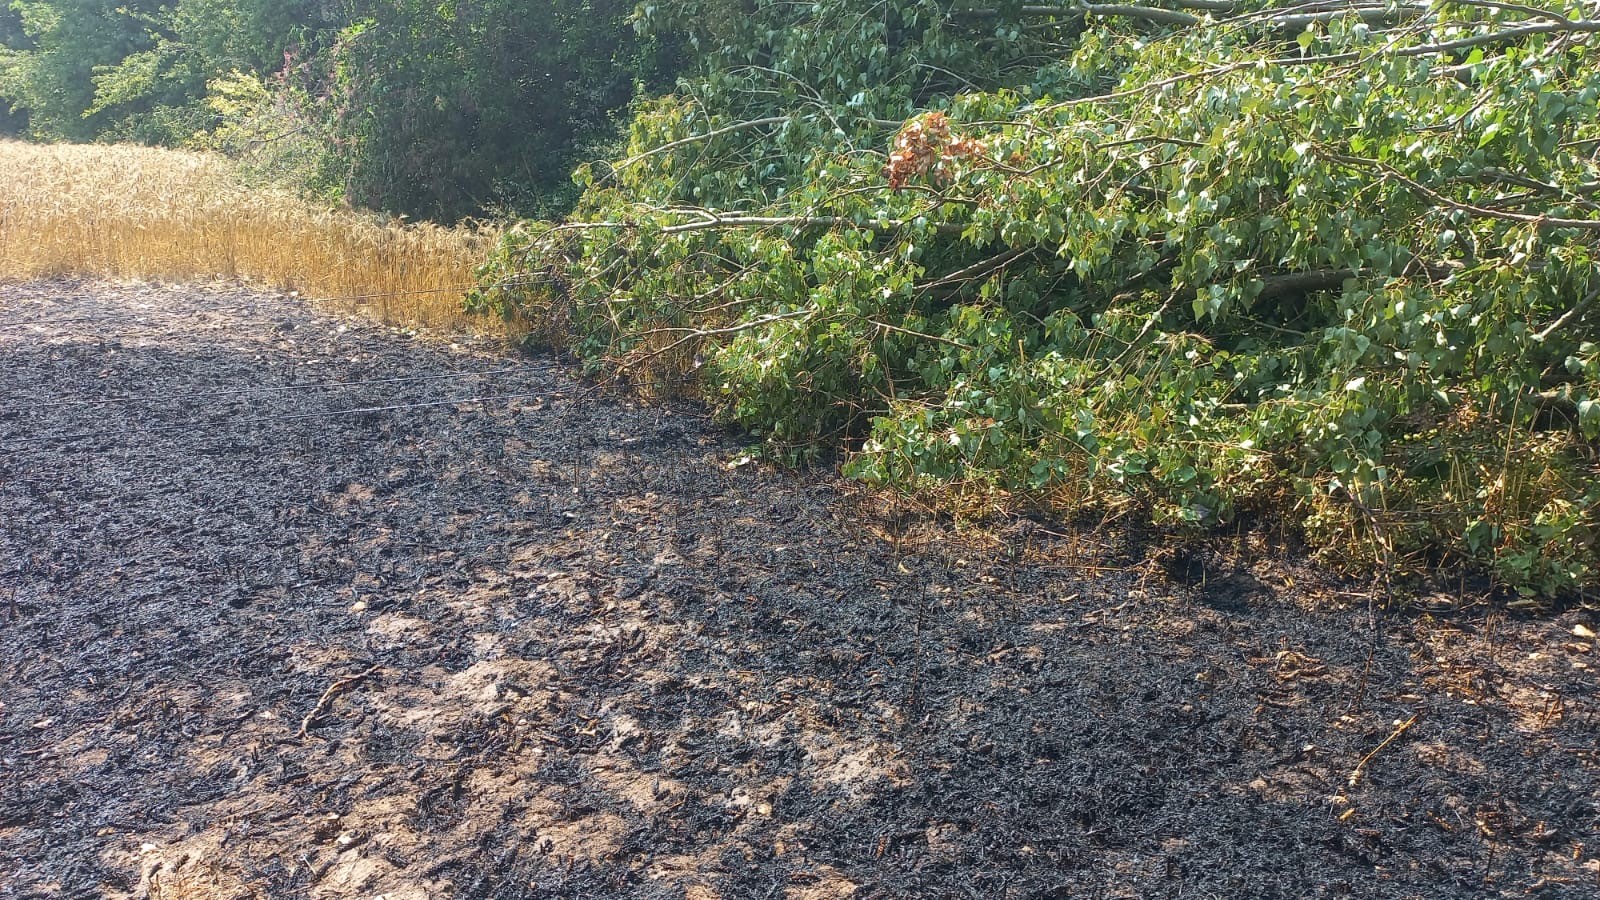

{"left": 618, "top": 309, "right": 813, "bottom": 373}
{"left": 241, "top": 126, "right": 308, "bottom": 152}
{"left": 1348, "top": 713, "right": 1420, "bottom": 786}
{"left": 1534, "top": 282, "right": 1600, "bottom": 343}
{"left": 1326, "top": 152, "right": 1600, "bottom": 231}
{"left": 915, "top": 247, "right": 1031, "bottom": 293}
{"left": 1107, "top": 292, "right": 1177, "bottom": 370}
{"left": 870, "top": 318, "right": 973, "bottom": 348}
{"left": 659, "top": 213, "right": 966, "bottom": 236}
{"left": 298, "top": 665, "right": 381, "bottom": 738}
{"left": 611, "top": 116, "right": 790, "bottom": 170}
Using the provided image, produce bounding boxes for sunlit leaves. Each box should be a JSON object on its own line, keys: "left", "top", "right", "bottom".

{"left": 485, "top": 1, "right": 1600, "bottom": 595}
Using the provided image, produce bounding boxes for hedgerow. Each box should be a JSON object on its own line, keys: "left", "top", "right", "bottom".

{"left": 476, "top": 1, "right": 1600, "bottom": 596}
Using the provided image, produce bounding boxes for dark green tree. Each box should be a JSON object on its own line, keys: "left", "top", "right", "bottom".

{"left": 0, "top": 0, "right": 662, "bottom": 218}
{"left": 324, "top": 0, "right": 672, "bottom": 220}
{"left": 0, "top": 0, "right": 168, "bottom": 141}
{"left": 0, "top": 3, "right": 28, "bottom": 134}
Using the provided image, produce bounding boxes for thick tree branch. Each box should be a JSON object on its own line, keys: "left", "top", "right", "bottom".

{"left": 1081, "top": 3, "right": 1203, "bottom": 26}
{"left": 1271, "top": 6, "right": 1427, "bottom": 29}
{"left": 1256, "top": 269, "right": 1356, "bottom": 299}
{"left": 1393, "top": 18, "right": 1600, "bottom": 56}
{"left": 957, "top": 1, "right": 1600, "bottom": 56}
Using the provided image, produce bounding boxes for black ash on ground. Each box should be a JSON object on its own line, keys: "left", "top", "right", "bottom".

{"left": 0, "top": 279, "right": 1596, "bottom": 899}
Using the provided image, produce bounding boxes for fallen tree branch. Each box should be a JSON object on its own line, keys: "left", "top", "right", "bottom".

{"left": 916, "top": 247, "right": 1032, "bottom": 292}
{"left": 298, "top": 664, "right": 381, "bottom": 738}
{"left": 617, "top": 309, "right": 815, "bottom": 374}
{"left": 1530, "top": 386, "right": 1579, "bottom": 415}
{"left": 1081, "top": 3, "right": 1203, "bottom": 26}
{"left": 1271, "top": 6, "right": 1428, "bottom": 29}
{"left": 953, "top": 3, "right": 1200, "bottom": 25}
{"left": 1256, "top": 269, "right": 1358, "bottom": 299}
{"left": 1442, "top": 0, "right": 1576, "bottom": 23}
{"left": 870, "top": 318, "right": 974, "bottom": 348}
{"left": 1393, "top": 17, "right": 1600, "bottom": 56}
{"left": 611, "top": 113, "right": 908, "bottom": 172}
{"left": 1254, "top": 262, "right": 1460, "bottom": 300}
{"left": 1043, "top": 18, "right": 1600, "bottom": 112}
{"left": 1472, "top": 168, "right": 1600, "bottom": 209}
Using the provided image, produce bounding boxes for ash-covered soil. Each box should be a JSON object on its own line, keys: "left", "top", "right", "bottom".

{"left": 1, "top": 279, "right": 1597, "bottom": 899}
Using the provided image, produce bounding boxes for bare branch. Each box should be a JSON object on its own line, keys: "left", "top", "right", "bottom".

{"left": 1534, "top": 282, "right": 1600, "bottom": 343}
{"left": 1439, "top": 0, "right": 1575, "bottom": 25}
{"left": 1081, "top": 3, "right": 1203, "bottom": 26}
{"left": 956, "top": 1, "right": 1429, "bottom": 28}
{"left": 954, "top": 3, "right": 1202, "bottom": 25}
{"left": 1327, "top": 152, "right": 1600, "bottom": 231}
{"left": 955, "top": 2, "right": 1226, "bottom": 16}
{"left": 916, "top": 247, "right": 1032, "bottom": 292}
{"left": 618, "top": 309, "right": 814, "bottom": 373}
{"left": 870, "top": 319, "right": 974, "bottom": 348}
{"left": 1272, "top": 6, "right": 1427, "bottom": 29}
{"left": 1393, "top": 18, "right": 1600, "bottom": 56}
{"left": 612, "top": 116, "right": 790, "bottom": 170}
{"left": 660, "top": 213, "right": 966, "bottom": 236}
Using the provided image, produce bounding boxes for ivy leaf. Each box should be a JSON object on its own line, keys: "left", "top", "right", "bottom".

{"left": 1580, "top": 399, "right": 1600, "bottom": 440}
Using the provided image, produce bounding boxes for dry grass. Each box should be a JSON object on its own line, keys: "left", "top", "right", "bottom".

{"left": 0, "top": 139, "right": 500, "bottom": 331}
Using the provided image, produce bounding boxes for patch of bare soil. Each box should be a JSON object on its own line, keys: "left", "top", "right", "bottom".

{"left": 1, "top": 279, "right": 1597, "bottom": 899}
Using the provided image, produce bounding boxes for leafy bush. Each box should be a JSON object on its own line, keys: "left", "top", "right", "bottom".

{"left": 479, "top": 1, "right": 1600, "bottom": 596}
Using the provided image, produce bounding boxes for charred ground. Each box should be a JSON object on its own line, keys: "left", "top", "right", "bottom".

{"left": 0, "top": 280, "right": 1596, "bottom": 899}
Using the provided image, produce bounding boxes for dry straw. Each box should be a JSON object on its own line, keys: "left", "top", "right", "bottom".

{"left": 0, "top": 139, "right": 500, "bottom": 331}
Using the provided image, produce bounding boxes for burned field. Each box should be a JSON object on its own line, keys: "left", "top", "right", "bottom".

{"left": 1, "top": 280, "right": 1597, "bottom": 899}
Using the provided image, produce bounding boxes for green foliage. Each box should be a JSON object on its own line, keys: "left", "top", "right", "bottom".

{"left": 0, "top": 0, "right": 665, "bottom": 219}
{"left": 321, "top": 0, "right": 669, "bottom": 220}
{"left": 0, "top": 0, "right": 326, "bottom": 143}
{"left": 0, "top": 4, "right": 27, "bottom": 133}
{"left": 185, "top": 70, "right": 340, "bottom": 200}
{"left": 480, "top": 1, "right": 1600, "bottom": 596}
{"left": 2, "top": 0, "right": 165, "bottom": 140}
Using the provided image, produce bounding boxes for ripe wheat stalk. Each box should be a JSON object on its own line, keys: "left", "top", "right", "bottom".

{"left": 0, "top": 139, "right": 500, "bottom": 332}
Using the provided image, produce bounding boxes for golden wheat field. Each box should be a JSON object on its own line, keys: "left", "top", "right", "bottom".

{"left": 0, "top": 139, "right": 501, "bottom": 330}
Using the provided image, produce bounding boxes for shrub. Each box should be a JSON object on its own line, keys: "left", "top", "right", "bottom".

{"left": 479, "top": 2, "right": 1600, "bottom": 597}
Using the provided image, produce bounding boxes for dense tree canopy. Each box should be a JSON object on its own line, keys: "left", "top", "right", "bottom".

{"left": 0, "top": 4, "right": 26, "bottom": 134}
{"left": 324, "top": 0, "right": 674, "bottom": 218}
{"left": 0, "top": 0, "right": 668, "bottom": 218}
